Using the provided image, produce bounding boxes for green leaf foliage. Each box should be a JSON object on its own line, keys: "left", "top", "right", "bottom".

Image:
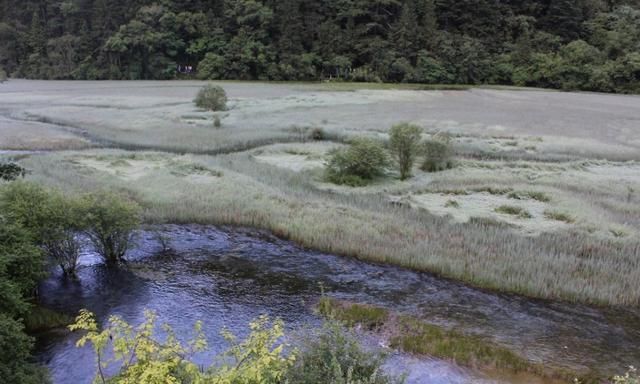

{"left": 325, "top": 138, "right": 389, "bottom": 186}
{"left": 2, "top": 1, "right": 640, "bottom": 92}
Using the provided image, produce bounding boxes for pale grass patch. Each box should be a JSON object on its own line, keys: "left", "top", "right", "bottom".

{"left": 18, "top": 150, "right": 640, "bottom": 306}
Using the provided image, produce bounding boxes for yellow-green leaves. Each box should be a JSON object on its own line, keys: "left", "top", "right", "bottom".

{"left": 69, "top": 309, "right": 294, "bottom": 384}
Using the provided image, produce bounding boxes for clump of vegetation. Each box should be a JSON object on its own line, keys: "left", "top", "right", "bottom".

{"left": 287, "top": 321, "right": 398, "bottom": 384}
{"left": 0, "top": 68, "right": 6, "bottom": 82}
{"left": 290, "top": 125, "right": 326, "bottom": 142}
{"left": 610, "top": 227, "right": 628, "bottom": 238}
{"left": 445, "top": 199, "right": 460, "bottom": 208}
{"left": 213, "top": 115, "right": 222, "bottom": 128}
{"left": 318, "top": 297, "right": 388, "bottom": 330}
{"left": 495, "top": 205, "right": 532, "bottom": 218}
{"left": 0, "top": 220, "right": 48, "bottom": 383}
{"left": 508, "top": 191, "right": 551, "bottom": 202}
{"left": 194, "top": 84, "right": 227, "bottom": 111}
{"left": 544, "top": 210, "right": 575, "bottom": 223}
{"left": 0, "top": 163, "right": 25, "bottom": 181}
{"left": 70, "top": 307, "right": 399, "bottom": 384}
{"left": 476, "top": 186, "right": 513, "bottom": 196}
{"left": 389, "top": 123, "right": 422, "bottom": 180}
{"left": 325, "top": 138, "right": 389, "bottom": 186}
{"left": 309, "top": 127, "right": 325, "bottom": 141}
{"left": 83, "top": 191, "right": 141, "bottom": 264}
{"left": 469, "top": 216, "right": 514, "bottom": 228}
{"left": 613, "top": 367, "right": 639, "bottom": 384}
{"left": 0, "top": 182, "right": 85, "bottom": 276}
{"left": 1, "top": 183, "right": 143, "bottom": 273}
{"left": 23, "top": 306, "right": 71, "bottom": 333}
{"left": 421, "top": 136, "right": 454, "bottom": 173}
{"left": 70, "top": 309, "right": 294, "bottom": 383}
{"left": 391, "top": 317, "right": 530, "bottom": 372}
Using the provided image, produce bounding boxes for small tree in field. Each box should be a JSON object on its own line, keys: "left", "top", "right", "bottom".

{"left": 82, "top": 192, "right": 141, "bottom": 265}
{"left": 194, "top": 84, "right": 227, "bottom": 111}
{"left": 389, "top": 123, "right": 422, "bottom": 180}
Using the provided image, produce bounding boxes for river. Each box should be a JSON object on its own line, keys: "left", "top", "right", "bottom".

{"left": 34, "top": 225, "right": 640, "bottom": 383}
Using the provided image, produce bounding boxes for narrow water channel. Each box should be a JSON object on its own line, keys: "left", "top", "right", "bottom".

{"left": 35, "top": 225, "right": 640, "bottom": 383}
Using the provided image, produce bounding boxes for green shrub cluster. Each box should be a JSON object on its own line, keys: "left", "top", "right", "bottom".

{"left": 422, "top": 137, "right": 454, "bottom": 173}
{"left": 325, "top": 125, "right": 455, "bottom": 186}
{"left": 194, "top": 84, "right": 228, "bottom": 112}
{"left": 0, "top": 163, "right": 25, "bottom": 181}
{"left": 1, "top": 182, "right": 141, "bottom": 273}
{"left": 325, "top": 138, "right": 389, "bottom": 186}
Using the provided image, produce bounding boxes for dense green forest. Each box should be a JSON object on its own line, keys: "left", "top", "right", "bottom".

{"left": 1, "top": 0, "right": 640, "bottom": 92}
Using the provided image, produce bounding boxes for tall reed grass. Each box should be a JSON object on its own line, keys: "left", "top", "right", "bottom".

{"left": 19, "top": 150, "right": 640, "bottom": 306}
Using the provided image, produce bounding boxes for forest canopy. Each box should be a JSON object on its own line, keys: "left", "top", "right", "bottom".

{"left": 1, "top": 0, "right": 640, "bottom": 93}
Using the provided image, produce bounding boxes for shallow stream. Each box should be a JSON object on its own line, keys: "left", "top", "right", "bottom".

{"left": 35, "top": 225, "right": 640, "bottom": 383}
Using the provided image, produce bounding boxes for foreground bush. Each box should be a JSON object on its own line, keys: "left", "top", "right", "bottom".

{"left": 83, "top": 192, "right": 141, "bottom": 265}
{"left": 613, "top": 367, "right": 639, "bottom": 384}
{"left": 421, "top": 136, "right": 454, "bottom": 172}
{"left": 287, "top": 321, "right": 397, "bottom": 384}
{"left": 389, "top": 123, "right": 422, "bottom": 180}
{"left": 325, "top": 138, "right": 389, "bottom": 186}
{"left": 70, "top": 310, "right": 294, "bottom": 384}
{"left": 70, "top": 308, "right": 399, "bottom": 384}
{"left": 194, "top": 84, "right": 228, "bottom": 111}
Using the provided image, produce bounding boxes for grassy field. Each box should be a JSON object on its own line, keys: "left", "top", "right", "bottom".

{"left": 1, "top": 80, "right": 640, "bottom": 306}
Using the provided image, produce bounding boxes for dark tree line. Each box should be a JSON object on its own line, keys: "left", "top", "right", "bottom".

{"left": 1, "top": 0, "right": 640, "bottom": 92}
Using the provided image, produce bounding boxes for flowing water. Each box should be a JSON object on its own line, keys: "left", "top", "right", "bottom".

{"left": 35, "top": 225, "right": 640, "bottom": 384}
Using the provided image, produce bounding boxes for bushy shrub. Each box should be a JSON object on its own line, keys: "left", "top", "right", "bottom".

{"left": 287, "top": 321, "right": 398, "bottom": 384}
{"left": 309, "top": 127, "right": 325, "bottom": 140}
{"left": 325, "top": 138, "right": 389, "bottom": 186}
{"left": 70, "top": 310, "right": 294, "bottom": 384}
{"left": 0, "top": 163, "right": 25, "bottom": 181}
{"left": 82, "top": 191, "right": 141, "bottom": 264}
{"left": 421, "top": 137, "right": 454, "bottom": 172}
{"left": 389, "top": 123, "right": 422, "bottom": 180}
{"left": 1, "top": 182, "right": 86, "bottom": 275}
{"left": 194, "top": 84, "right": 227, "bottom": 111}
{"left": 0, "top": 68, "right": 6, "bottom": 82}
